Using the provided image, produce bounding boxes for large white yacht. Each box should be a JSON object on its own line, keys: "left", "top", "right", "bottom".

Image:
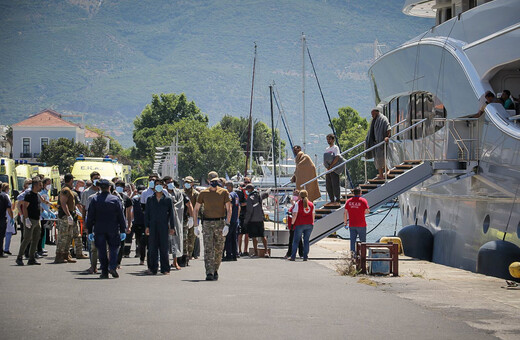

{"left": 369, "top": 0, "right": 520, "bottom": 278}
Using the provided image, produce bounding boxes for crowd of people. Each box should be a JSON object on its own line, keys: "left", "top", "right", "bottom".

{"left": 0, "top": 165, "right": 323, "bottom": 280}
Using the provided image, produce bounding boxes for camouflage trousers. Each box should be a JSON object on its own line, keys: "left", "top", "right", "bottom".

{"left": 183, "top": 222, "right": 196, "bottom": 257}
{"left": 202, "top": 219, "right": 225, "bottom": 275}
{"left": 56, "top": 217, "right": 73, "bottom": 255}
{"left": 72, "top": 220, "right": 83, "bottom": 255}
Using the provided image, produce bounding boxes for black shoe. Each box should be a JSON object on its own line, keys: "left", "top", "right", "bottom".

{"left": 35, "top": 253, "right": 44, "bottom": 259}
{"left": 222, "top": 257, "right": 231, "bottom": 262}
{"left": 16, "top": 257, "right": 24, "bottom": 266}
{"left": 99, "top": 273, "right": 109, "bottom": 279}
{"left": 178, "top": 255, "right": 186, "bottom": 267}
{"left": 109, "top": 269, "right": 119, "bottom": 278}
{"left": 213, "top": 271, "right": 219, "bottom": 281}
{"left": 242, "top": 252, "right": 249, "bottom": 256}
{"left": 206, "top": 273, "right": 214, "bottom": 281}
{"left": 303, "top": 257, "right": 308, "bottom": 261}
{"left": 232, "top": 257, "right": 238, "bottom": 261}
{"left": 0, "top": 253, "right": 7, "bottom": 258}
{"left": 4, "top": 251, "right": 12, "bottom": 255}
{"left": 27, "top": 259, "right": 41, "bottom": 265}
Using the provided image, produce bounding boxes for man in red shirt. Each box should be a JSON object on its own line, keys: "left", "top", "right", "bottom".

{"left": 344, "top": 187, "right": 370, "bottom": 252}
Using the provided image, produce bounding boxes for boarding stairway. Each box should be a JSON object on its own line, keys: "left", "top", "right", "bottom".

{"left": 309, "top": 160, "right": 433, "bottom": 245}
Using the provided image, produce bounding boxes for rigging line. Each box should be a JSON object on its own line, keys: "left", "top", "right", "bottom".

{"left": 245, "top": 42, "right": 257, "bottom": 176}
{"left": 503, "top": 183, "right": 520, "bottom": 241}
{"left": 434, "top": 18, "right": 457, "bottom": 100}
{"left": 411, "top": 30, "right": 430, "bottom": 93}
{"left": 306, "top": 44, "right": 354, "bottom": 189}
{"left": 273, "top": 86, "right": 295, "bottom": 149}
{"left": 338, "top": 200, "right": 398, "bottom": 240}
{"left": 274, "top": 94, "right": 294, "bottom": 151}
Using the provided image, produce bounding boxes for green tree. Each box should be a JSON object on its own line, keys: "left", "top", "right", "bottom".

{"left": 133, "top": 93, "right": 208, "bottom": 132}
{"left": 331, "top": 107, "right": 376, "bottom": 186}
{"left": 218, "top": 115, "right": 286, "bottom": 164}
{"left": 132, "top": 96, "right": 246, "bottom": 179}
{"left": 90, "top": 136, "right": 107, "bottom": 157}
{"left": 38, "top": 138, "right": 90, "bottom": 173}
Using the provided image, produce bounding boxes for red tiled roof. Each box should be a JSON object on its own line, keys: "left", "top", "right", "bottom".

{"left": 85, "top": 129, "right": 101, "bottom": 138}
{"left": 12, "top": 109, "right": 79, "bottom": 128}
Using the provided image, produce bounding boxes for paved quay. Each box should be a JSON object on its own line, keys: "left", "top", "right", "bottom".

{"left": 0, "top": 236, "right": 517, "bottom": 340}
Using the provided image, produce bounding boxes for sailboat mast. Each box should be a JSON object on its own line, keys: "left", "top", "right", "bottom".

{"left": 245, "top": 43, "right": 257, "bottom": 176}
{"left": 301, "top": 33, "right": 306, "bottom": 152}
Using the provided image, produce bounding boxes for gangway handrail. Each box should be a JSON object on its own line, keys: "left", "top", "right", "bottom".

{"left": 301, "top": 118, "right": 428, "bottom": 187}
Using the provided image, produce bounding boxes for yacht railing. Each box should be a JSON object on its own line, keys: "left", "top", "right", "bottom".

{"left": 301, "top": 118, "right": 427, "bottom": 188}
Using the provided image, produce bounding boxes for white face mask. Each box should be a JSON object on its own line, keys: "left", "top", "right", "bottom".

{"left": 184, "top": 183, "right": 191, "bottom": 189}
{"left": 78, "top": 186, "right": 85, "bottom": 192}
{"left": 46, "top": 185, "right": 52, "bottom": 191}
{"left": 167, "top": 183, "right": 175, "bottom": 190}
{"left": 115, "top": 186, "right": 124, "bottom": 193}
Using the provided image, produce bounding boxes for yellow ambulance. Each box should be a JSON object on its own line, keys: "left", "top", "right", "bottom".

{"left": 71, "top": 155, "right": 125, "bottom": 181}
{"left": 0, "top": 158, "right": 19, "bottom": 197}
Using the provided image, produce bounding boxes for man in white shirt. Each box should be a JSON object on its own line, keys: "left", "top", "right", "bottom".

{"left": 324, "top": 134, "right": 341, "bottom": 205}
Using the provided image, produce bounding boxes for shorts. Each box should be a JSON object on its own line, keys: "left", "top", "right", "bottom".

{"left": 247, "top": 221, "right": 265, "bottom": 238}
{"left": 238, "top": 216, "right": 248, "bottom": 235}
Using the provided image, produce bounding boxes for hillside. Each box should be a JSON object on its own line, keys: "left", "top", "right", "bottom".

{"left": 0, "top": 0, "right": 433, "bottom": 148}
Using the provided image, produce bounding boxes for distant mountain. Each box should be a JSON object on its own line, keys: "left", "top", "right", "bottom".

{"left": 0, "top": 0, "right": 432, "bottom": 148}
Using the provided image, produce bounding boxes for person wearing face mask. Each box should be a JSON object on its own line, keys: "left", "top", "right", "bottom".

{"left": 284, "top": 189, "right": 304, "bottom": 259}
{"left": 163, "top": 176, "right": 186, "bottom": 270}
{"left": 16, "top": 179, "right": 33, "bottom": 257}
{"left": 144, "top": 178, "right": 176, "bottom": 275}
{"left": 16, "top": 177, "right": 43, "bottom": 266}
{"left": 131, "top": 185, "right": 147, "bottom": 265}
{"left": 54, "top": 174, "right": 79, "bottom": 264}
{"left": 182, "top": 176, "right": 199, "bottom": 261}
{"left": 70, "top": 179, "right": 87, "bottom": 260}
{"left": 193, "top": 171, "right": 232, "bottom": 281}
{"left": 80, "top": 171, "right": 102, "bottom": 273}
{"left": 244, "top": 184, "right": 269, "bottom": 257}
{"left": 86, "top": 179, "right": 127, "bottom": 279}
{"left": 236, "top": 177, "right": 251, "bottom": 256}
{"left": 36, "top": 178, "right": 53, "bottom": 257}
{"left": 114, "top": 180, "right": 133, "bottom": 267}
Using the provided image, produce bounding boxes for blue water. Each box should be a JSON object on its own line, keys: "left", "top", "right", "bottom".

{"left": 336, "top": 207, "right": 402, "bottom": 242}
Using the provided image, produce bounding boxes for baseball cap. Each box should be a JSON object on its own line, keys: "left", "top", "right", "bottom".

{"left": 98, "top": 179, "right": 110, "bottom": 187}
{"left": 184, "top": 176, "right": 194, "bottom": 183}
{"left": 207, "top": 171, "right": 219, "bottom": 181}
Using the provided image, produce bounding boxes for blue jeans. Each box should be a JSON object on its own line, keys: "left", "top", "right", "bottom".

{"left": 291, "top": 224, "right": 313, "bottom": 260}
{"left": 349, "top": 227, "right": 366, "bottom": 252}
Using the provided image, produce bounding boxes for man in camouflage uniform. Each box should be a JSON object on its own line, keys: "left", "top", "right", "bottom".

{"left": 54, "top": 173, "right": 78, "bottom": 263}
{"left": 193, "top": 171, "right": 231, "bottom": 281}
{"left": 183, "top": 176, "right": 198, "bottom": 261}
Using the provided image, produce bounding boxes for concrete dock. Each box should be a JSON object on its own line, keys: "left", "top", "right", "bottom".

{"left": 0, "top": 236, "right": 519, "bottom": 340}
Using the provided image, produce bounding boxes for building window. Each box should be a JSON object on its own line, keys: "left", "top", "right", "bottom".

{"left": 41, "top": 138, "right": 49, "bottom": 152}
{"left": 22, "top": 138, "right": 30, "bottom": 154}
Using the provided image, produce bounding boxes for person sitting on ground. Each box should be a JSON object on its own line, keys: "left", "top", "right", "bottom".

{"left": 365, "top": 107, "right": 391, "bottom": 180}
{"left": 289, "top": 190, "right": 315, "bottom": 261}
{"left": 343, "top": 187, "right": 370, "bottom": 253}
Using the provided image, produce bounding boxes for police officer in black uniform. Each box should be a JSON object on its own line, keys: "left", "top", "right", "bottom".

{"left": 86, "top": 179, "right": 126, "bottom": 279}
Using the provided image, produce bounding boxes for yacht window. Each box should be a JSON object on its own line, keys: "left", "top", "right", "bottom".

{"left": 483, "top": 215, "right": 490, "bottom": 234}
{"left": 406, "top": 205, "right": 410, "bottom": 218}
{"left": 423, "top": 209, "right": 428, "bottom": 224}
{"left": 435, "top": 211, "right": 441, "bottom": 227}
{"left": 413, "top": 206, "right": 417, "bottom": 221}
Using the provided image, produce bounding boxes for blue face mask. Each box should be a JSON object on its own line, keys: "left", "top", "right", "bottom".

{"left": 167, "top": 183, "right": 175, "bottom": 190}
{"left": 93, "top": 179, "right": 99, "bottom": 186}
{"left": 184, "top": 183, "right": 191, "bottom": 189}
{"left": 155, "top": 185, "right": 163, "bottom": 192}
{"left": 115, "top": 186, "right": 124, "bottom": 193}
{"left": 148, "top": 181, "right": 155, "bottom": 189}
{"left": 210, "top": 181, "right": 218, "bottom": 188}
